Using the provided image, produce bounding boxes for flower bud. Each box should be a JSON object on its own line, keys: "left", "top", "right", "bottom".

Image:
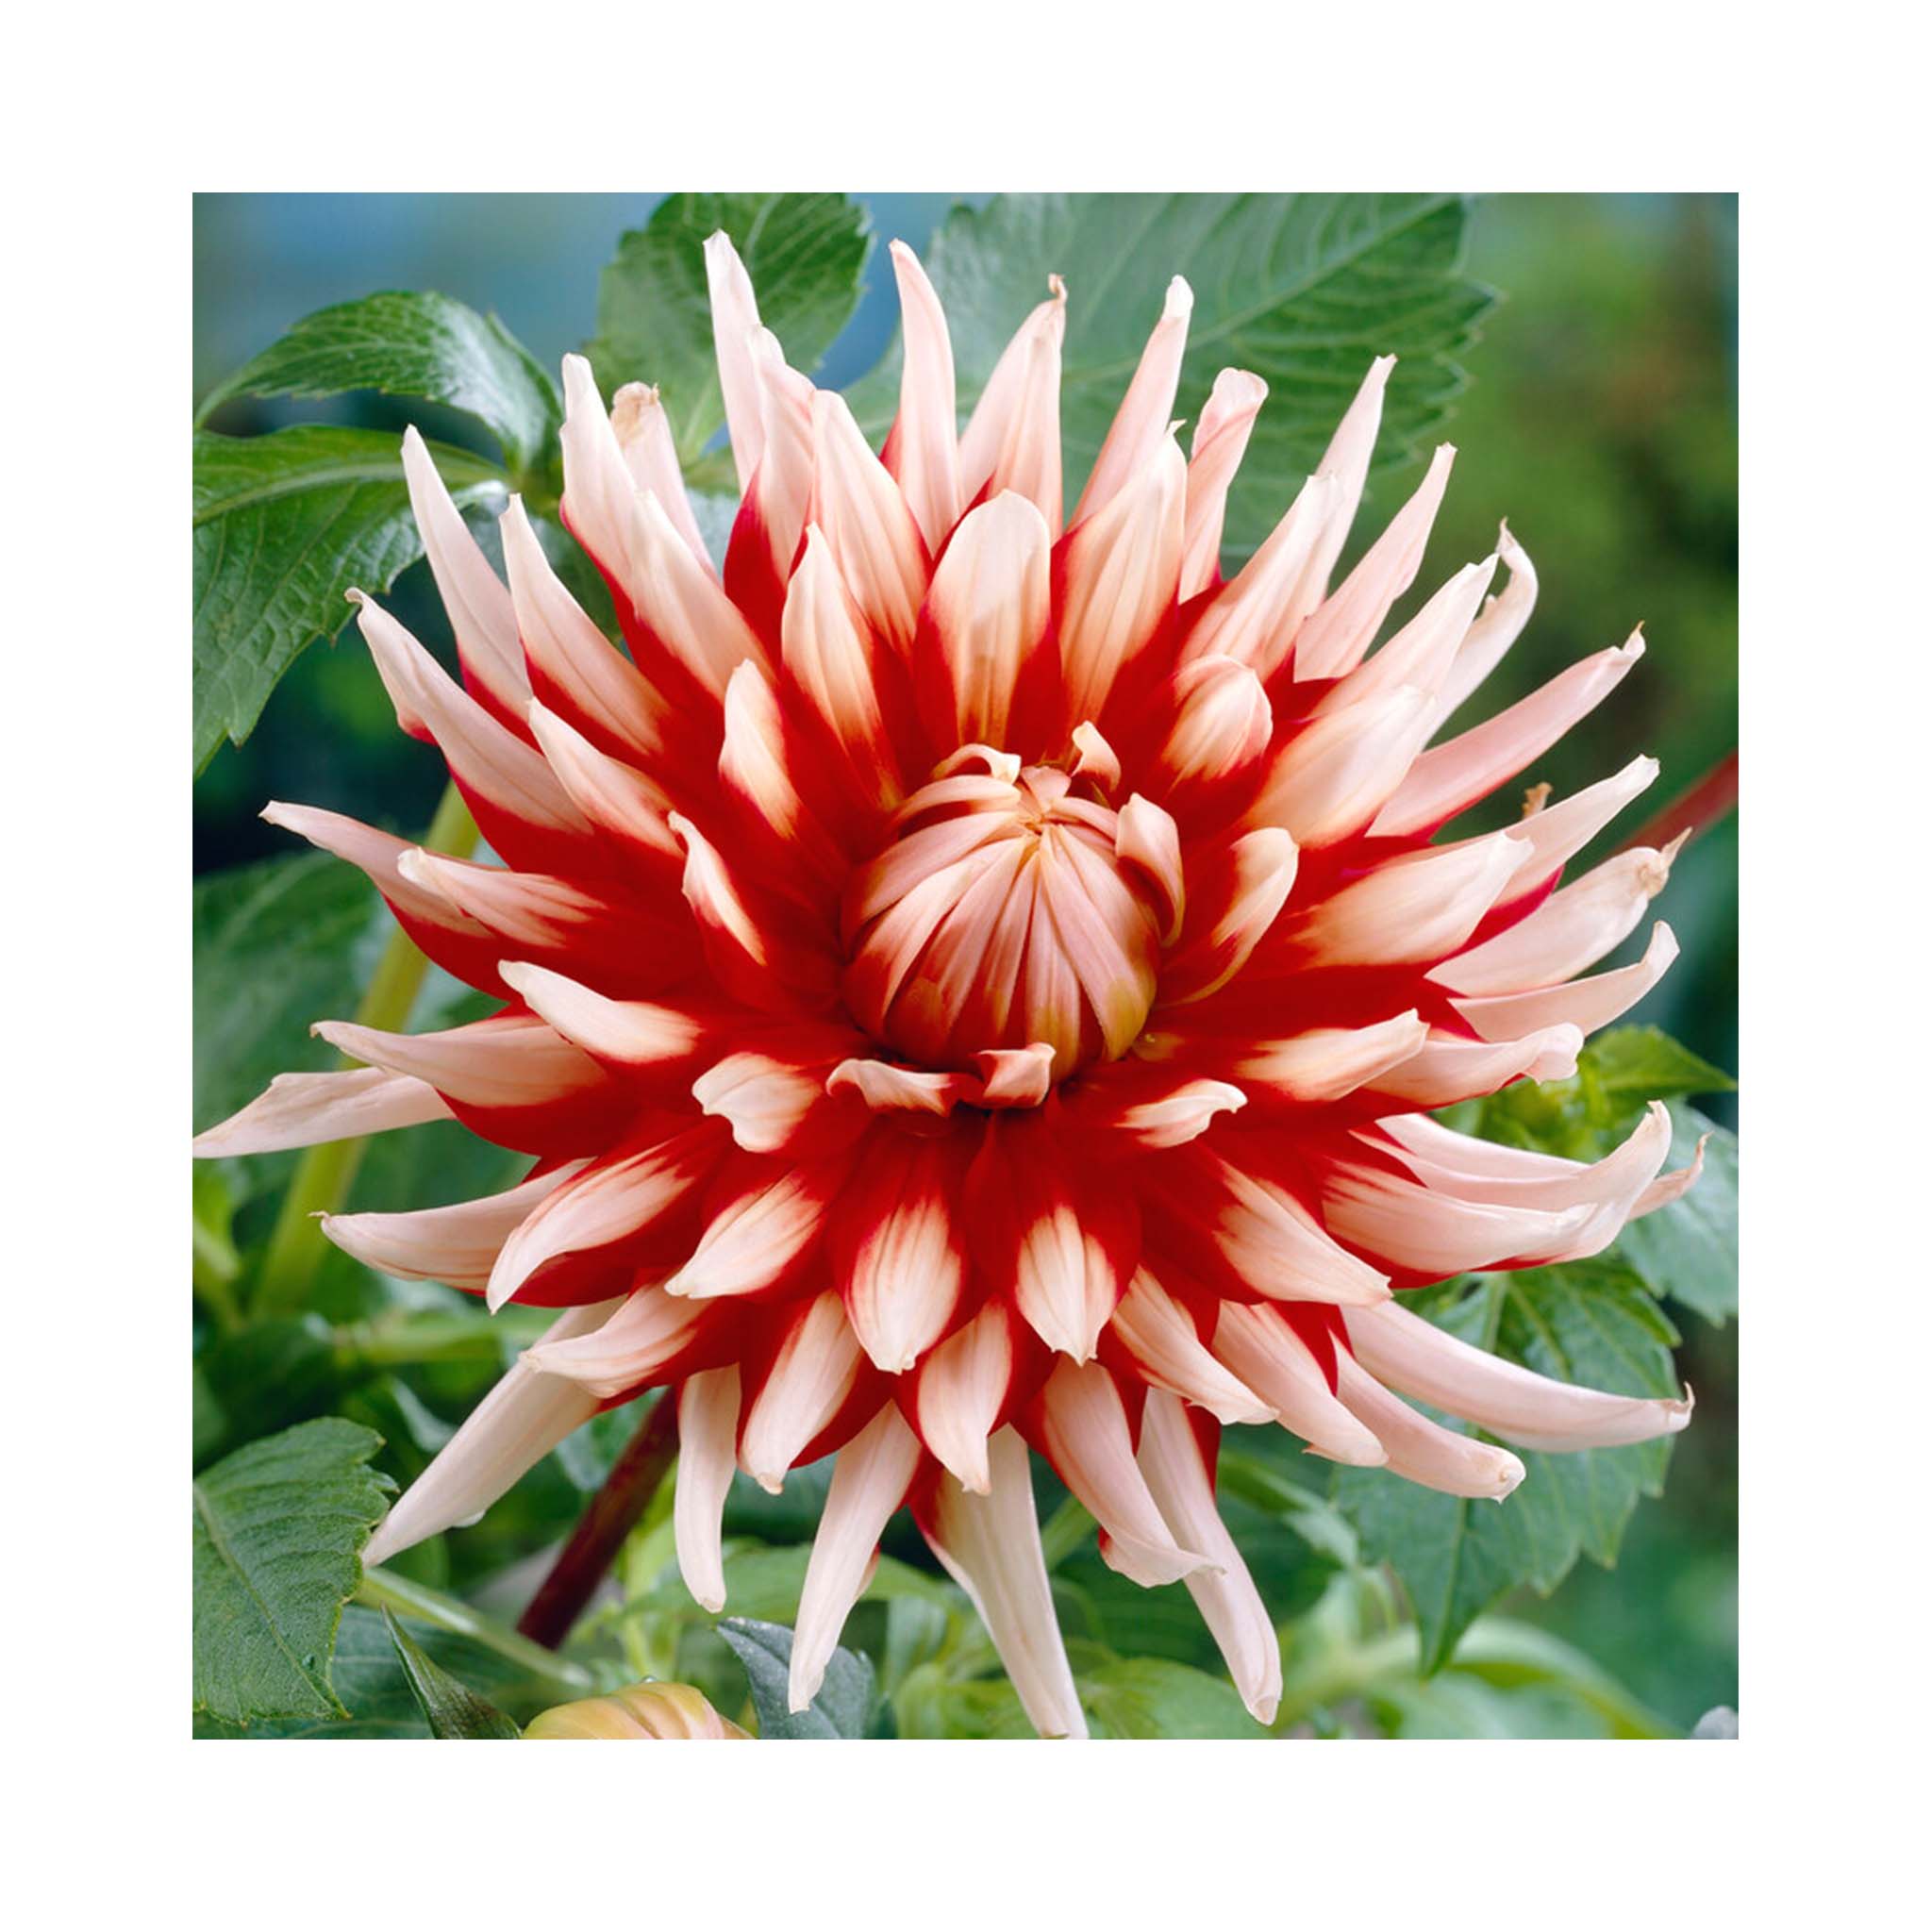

{"left": 523, "top": 1680, "right": 750, "bottom": 1740}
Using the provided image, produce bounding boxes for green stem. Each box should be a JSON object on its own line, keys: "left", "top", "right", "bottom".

{"left": 1039, "top": 1496, "right": 1095, "bottom": 1571}
{"left": 358, "top": 1568, "right": 595, "bottom": 1696}
{"left": 252, "top": 782, "right": 478, "bottom": 1316}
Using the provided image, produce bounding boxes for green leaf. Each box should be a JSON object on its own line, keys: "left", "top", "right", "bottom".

{"left": 194, "top": 291, "right": 560, "bottom": 476}
{"left": 382, "top": 1608, "right": 522, "bottom": 1738}
{"left": 1586, "top": 1025, "right": 1737, "bottom": 1108}
{"left": 1079, "top": 1657, "right": 1261, "bottom": 1739}
{"left": 584, "top": 193, "right": 873, "bottom": 463}
{"left": 193, "top": 425, "right": 506, "bottom": 770}
{"left": 1617, "top": 1104, "right": 1739, "bottom": 1324}
{"left": 715, "top": 1617, "right": 876, "bottom": 1740}
{"left": 1335, "top": 1260, "right": 1680, "bottom": 1674}
{"left": 847, "top": 192, "right": 1494, "bottom": 559}
{"left": 192, "top": 1419, "right": 393, "bottom": 1724}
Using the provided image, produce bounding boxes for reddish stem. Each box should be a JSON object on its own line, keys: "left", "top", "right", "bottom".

{"left": 1617, "top": 748, "right": 1738, "bottom": 856}
{"left": 516, "top": 1394, "right": 680, "bottom": 1651}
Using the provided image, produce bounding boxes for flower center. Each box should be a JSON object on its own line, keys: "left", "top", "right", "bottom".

{"left": 840, "top": 752, "right": 1163, "bottom": 1083}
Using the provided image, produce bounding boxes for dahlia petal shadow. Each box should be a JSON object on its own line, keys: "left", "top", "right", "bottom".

{"left": 1210, "top": 1303, "right": 1390, "bottom": 1465}
{"left": 363, "top": 1296, "right": 627, "bottom": 1567}
{"left": 1374, "top": 631, "right": 1648, "bottom": 840}
{"left": 908, "top": 1301, "right": 1021, "bottom": 1493}
{"left": 675, "top": 1366, "right": 741, "bottom": 1614}
{"left": 1107, "top": 1271, "right": 1275, "bottom": 1425}
{"left": 1291, "top": 443, "right": 1457, "bottom": 681}
{"left": 737, "top": 1291, "right": 867, "bottom": 1493}
{"left": 789, "top": 1403, "right": 924, "bottom": 1711}
{"left": 192, "top": 1065, "right": 452, "bottom": 1158}
{"left": 1056, "top": 432, "right": 1187, "bottom": 727}
{"left": 1137, "top": 1391, "right": 1283, "bottom": 1724}
{"left": 318, "top": 1161, "right": 585, "bottom": 1293}
{"left": 809, "top": 390, "right": 930, "bottom": 655}
{"left": 1029, "top": 1358, "right": 1216, "bottom": 1588}
{"left": 1179, "top": 471, "right": 1341, "bottom": 682}
{"left": 1344, "top": 1300, "right": 1692, "bottom": 1453}
{"left": 1431, "top": 834, "right": 1686, "bottom": 996}
{"left": 399, "top": 425, "right": 529, "bottom": 728}
{"left": 1074, "top": 275, "right": 1192, "bottom": 527}
{"left": 1180, "top": 370, "right": 1269, "bottom": 599}
{"left": 704, "top": 231, "right": 768, "bottom": 493}
{"left": 502, "top": 498, "right": 670, "bottom": 766}
{"left": 1332, "top": 1355, "right": 1527, "bottom": 1501}
{"left": 1451, "top": 921, "right": 1680, "bottom": 1041}
{"left": 521, "top": 1284, "right": 708, "bottom": 1400}
{"left": 610, "top": 381, "right": 715, "bottom": 573}
{"left": 1432, "top": 523, "right": 1539, "bottom": 720}
{"left": 919, "top": 1428, "right": 1089, "bottom": 1740}
{"left": 882, "top": 241, "right": 963, "bottom": 548}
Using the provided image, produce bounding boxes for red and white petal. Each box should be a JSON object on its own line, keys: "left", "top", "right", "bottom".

{"left": 1374, "top": 632, "right": 1647, "bottom": 839}
{"left": 810, "top": 390, "right": 929, "bottom": 655}
{"left": 1180, "top": 370, "right": 1268, "bottom": 598}
{"left": 1159, "top": 827, "right": 1298, "bottom": 1004}
{"left": 1057, "top": 433, "right": 1187, "bottom": 725}
{"left": 1432, "top": 836, "right": 1685, "bottom": 997}
{"left": 674, "top": 1366, "right": 741, "bottom": 1613}
{"left": 1234, "top": 1012, "right": 1430, "bottom": 1106}
{"left": 918, "top": 491, "right": 1052, "bottom": 749}
{"left": 1074, "top": 275, "right": 1191, "bottom": 526}
{"left": 1249, "top": 684, "right": 1436, "bottom": 846}
{"left": 691, "top": 1044, "right": 841, "bottom": 1154}
{"left": 558, "top": 354, "right": 656, "bottom": 587}
{"left": 1303, "top": 356, "right": 1396, "bottom": 595}
{"left": 1291, "top": 442, "right": 1456, "bottom": 680}
{"left": 502, "top": 498, "right": 667, "bottom": 764}
{"left": 738, "top": 1291, "right": 866, "bottom": 1493}
{"left": 1345, "top": 1298, "right": 1691, "bottom": 1454}
{"left": 610, "top": 382, "right": 714, "bottom": 573}
{"left": 1319, "top": 1162, "right": 1598, "bottom": 1278}
{"left": 920, "top": 1428, "right": 1088, "bottom": 1740}
{"left": 909, "top": 1301, "right": 1020, "bottom": 1494}
{"left": 1114, "top": 793, "right": 1187, "bottom": 945}
{"left": 668, "top": 811, "right": 834, "bottom": 1011}
{"left": 831, "top": 1137, "right": 967, "bottom": 1374}
{"left": 399, "top": 425, "right": 528, "bottom": 723}
{"left": 882, "top": 241, "right": 962, "bottom": 548}
{"left": 1433, "top": 522, "right": 1538, "bottom": 719}
{"left": 1153, "top": 656, "right": 1274, "bottom": 802}
{"left": 789, "top": 1403, "right": 924, "bottom": 1711}
{"left": 523, "top": 699, "right": 682, "bottom": 879}
{"left": 1180, "top": 471, "right": 1340, "bottom": 682}
{"left": 1497, "top": 755, "right": 1661, "bottom": 895}
{"left": 1100, "top": 1076, "right": 1249, "bottom": 1150}
{"left": 958, "top": 275, "right": 1067, "bottom": 529}
{"left": 192, "top": 1065, "right": 449, "bottom": 1158}
{"left": 312, "top": 1010, "right": 608, "bottom": 1117}
{"left": 1314, "top": 555, "right": 1498, "bottom": 717}
{"left": 1211, "top": 1304, "right": 1389, "bottom": 1464}
{"left": 666, "top": 1165, "right": 831, "bottom": 1300}
{"left": 1285, "top": 828, "right": 1525, "bottom": 970}
{"left": 626, "top": 489, "right": 773, "bottom": 698}
{"left": 1332, "top": 1355, "right": 1527, "bottom": 1500}
{"left": 363, "top": 1296, "right": 625, "bottom": 1566}
{"left": 319, "top": 1162, "right": 584, "bottom": 1292}
{"left": 523, "top": 1284, "right": 708, "bottom": 1399}
{"left": 1109, "top": 1272, "right": 1274, "bottom": 1425}
{"left": 780, "top": 527, "right": 902, "bottom": 808}
{"left": 500, "top": 960, "right": 708, "bottom": 1075}
{"left": 1198, "top": 1157, "right": 1391, "bottom": 1306}
{"left": 1030, "top": 1358, "right": 1214, "bottom": 1588}
{"left": 1137, "top": 1391, "right": 1282, "bottom": 1724}
{"left": 704, "top": 231, "right": 768, "bottom": 492}
{"left": 1363, "top": 1022, "right": 1583, "bottom": 1108}
{"left": 1451, "top": 922, "right": 1679, "bottom": 1041}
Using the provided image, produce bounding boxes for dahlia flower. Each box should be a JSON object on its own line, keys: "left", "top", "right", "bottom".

{"left": 195, "top": 233, "right": 1702, "bottom": 1739}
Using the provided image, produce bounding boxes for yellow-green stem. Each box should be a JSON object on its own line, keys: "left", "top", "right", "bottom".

{"left": 252, "top": 782, "right": 478, "bottom": 1315}
{"left": 358, "top": 1568, "right": 594, "bottom": 1696}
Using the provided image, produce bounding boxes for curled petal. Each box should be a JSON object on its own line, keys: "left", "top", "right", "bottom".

{"left": 610, "top": 381, "right": 713, "bottom": 572}
{"left": 1198, "top": 1157, "right": 1391, "bottom": 1307}
{"left": 1109, "top": 1272, "right": 1274, "bottom": 1425}
{"left": 1364, "top": 1022, "right": 1584, "bottom": 1108}
{"left": 500, "top": 961, "right": 707, "bottom": 1074}
{"left": 1211, "top": 1302, "right": 1389, "bottom": 1464}
{"left": 1499, "top": 755, "right": 1661, "bottom": 893}
{"left": 1320, "top": 1162, "right": 1598, "bottom": 1279}
{"left": 1154, "top": 656, "right": 1274, "bottom": 801}
{"left": 691, "top": 1047, "right": 836, "bottom": 1154}
{"left": 738, "top": 1291, "right": 865, "bottom": 1493}
{"left": 312, "top": 1011, "right": 607, "bottom": 1117}
{"left": 1160, "top": 827, "right": 1297, "bottom": 1004}
{"left": 1333, "top": 1356, "right": 1527, "bottom": 1501}
{"left": 320, "top": 1162, "right": 584, "bottom": 1292}
{"left": 525, "top": 1285, "right": 708, "bottom": 1401}
{"left": 364, "top": 1298, "right": 625, "bottom": 1566}
{"left": 1235, "top": 1012, "right": 1430, "bottom": 1107}
{"left": 1114, "top": 792, "right": 1186, "bottom": 945}
{"left": 1344, "top": 1298, "right": 1692, "bottom": 1453}
{"left": 1452, "top": 922, "right": 1680, "bottom": 1041}
{"left": 1433, "top": 522, "right": 1538, "bottom": 719}
{"left": 1315, "top": 555, "right": 1498, "bottom": 717}
{"left": 675, "top": 1367, "right": 742, "bottom": 1613}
